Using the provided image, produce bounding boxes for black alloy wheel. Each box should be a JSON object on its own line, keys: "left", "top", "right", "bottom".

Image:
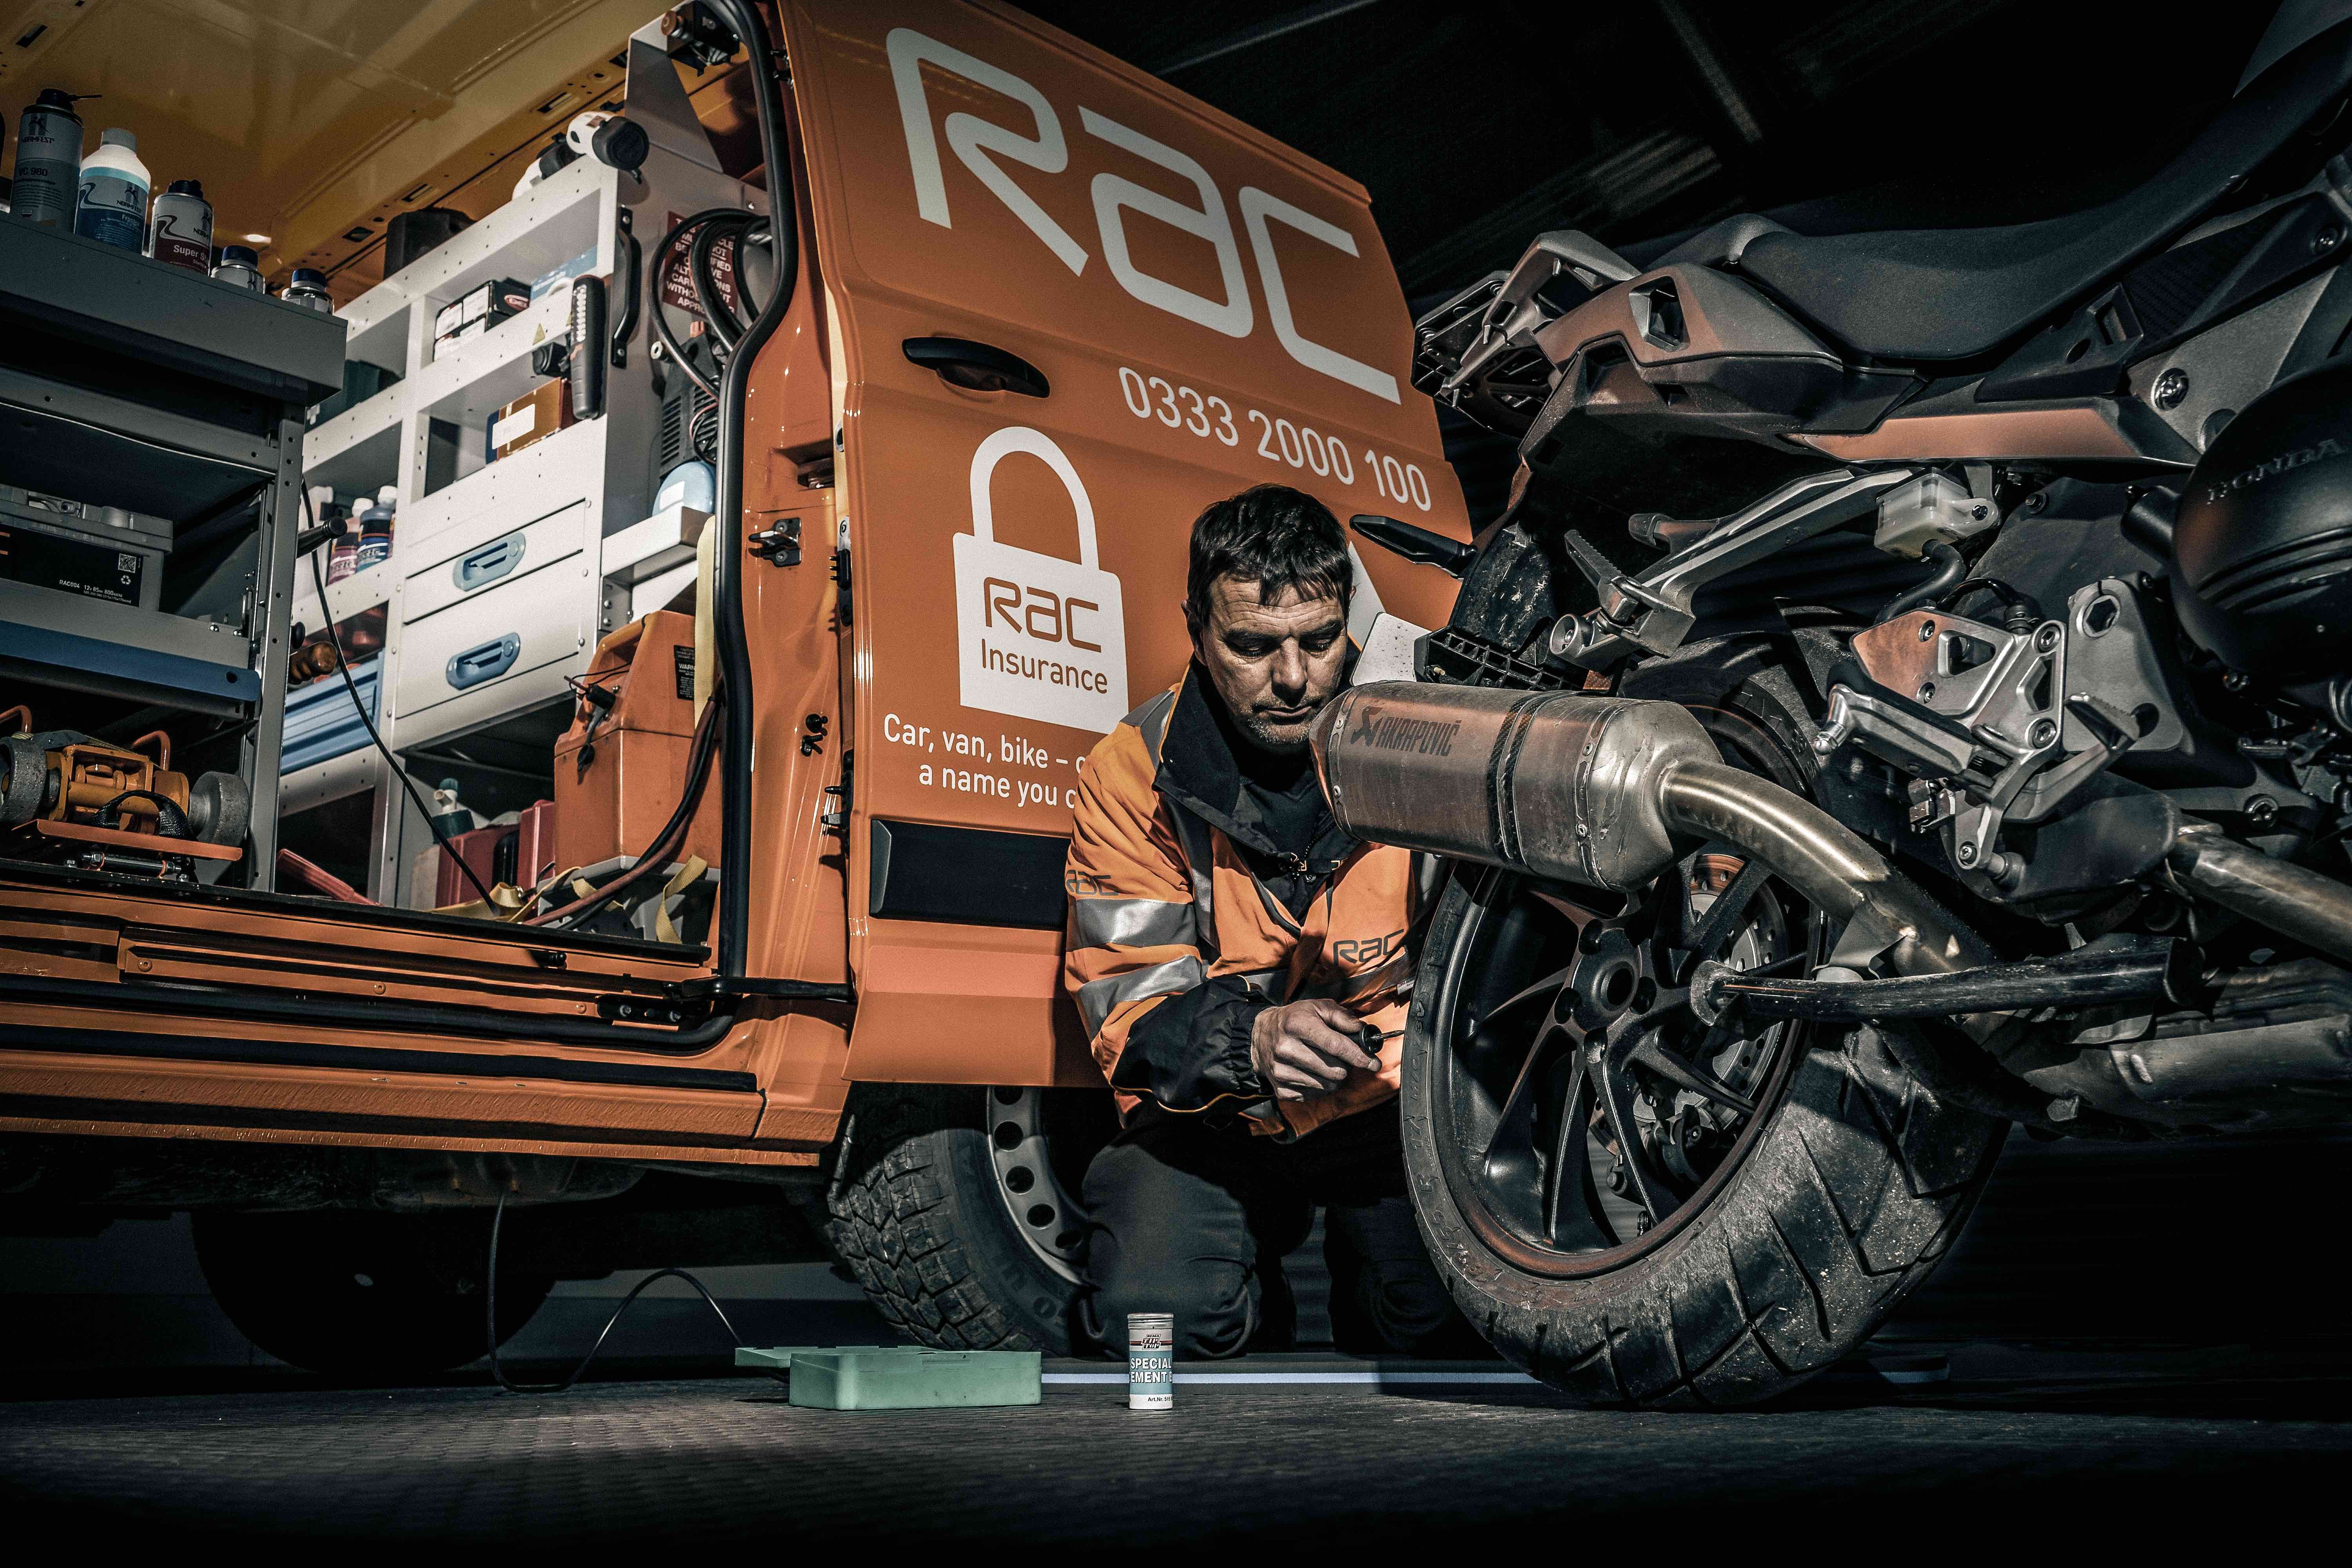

{"left": 1430, "top": 701, "right": 1817, "bottom": 1274}
{"left": 1400, "top": 645, "right": 2006, "bottom": 1406}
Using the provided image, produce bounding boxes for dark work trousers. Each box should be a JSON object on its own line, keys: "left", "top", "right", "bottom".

{"left": 1079, "top": 1099, "right": 1470, "bottom": 1359}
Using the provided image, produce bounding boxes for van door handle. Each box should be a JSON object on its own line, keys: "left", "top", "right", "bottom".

{"left": 902, "top": 337, "right": 1050, "bottom": 398}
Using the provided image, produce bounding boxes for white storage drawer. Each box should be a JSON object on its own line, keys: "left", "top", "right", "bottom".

{"left": 404, "top": 498, "right": 588, "bottom": 623}
{"left": 395, "top": 557, "right": 596, "bottom": 722}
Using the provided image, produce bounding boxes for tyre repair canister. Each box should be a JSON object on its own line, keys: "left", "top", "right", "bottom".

{"left": 1127, "top": 1313, "right": 1172, "bottom": 1410}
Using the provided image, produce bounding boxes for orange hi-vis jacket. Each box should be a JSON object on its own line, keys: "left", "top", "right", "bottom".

{"left": 1063, "top": 670, "right": 1416, "bottom": 1140}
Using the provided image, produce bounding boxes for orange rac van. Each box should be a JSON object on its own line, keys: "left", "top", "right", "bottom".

{"left": 0, "top": 0, "right": 1468, "bottom": 1367}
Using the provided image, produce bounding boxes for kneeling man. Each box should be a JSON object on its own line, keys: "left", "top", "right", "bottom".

{"left": 1063, "top": 484, "right": 1463, "bottom": 1358}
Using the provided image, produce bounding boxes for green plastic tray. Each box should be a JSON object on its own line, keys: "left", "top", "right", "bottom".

{"left": 734, "top": 1346, "right": 1043, "bottom": 1409}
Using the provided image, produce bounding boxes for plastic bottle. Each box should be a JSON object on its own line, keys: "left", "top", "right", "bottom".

{"left": 0, "top": 174, "right": 12, "bottom": 216}
{"left": 10, "top": 89, "right": 89, "bottom": 229}
{"left": 73, "top": 127, "right": 148, "bottom": 251}
{"left": 147, "top": 178, "right": 212, "bottom": 274}
{"left": 353, "top": 486, "right": 396, "bottom": 573}
{"left": 283, "top": 267, "right": 333, "bottom": 314}
{"left": 211, "top": 243, "right": 265, "bottom": 292}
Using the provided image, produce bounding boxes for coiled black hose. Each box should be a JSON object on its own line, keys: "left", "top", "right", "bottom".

{"left": 527, "top": 687, "right": 724, "bottom": 931}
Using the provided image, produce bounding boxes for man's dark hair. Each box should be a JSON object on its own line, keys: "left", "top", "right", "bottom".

{"left": 1184, "top": 484, "right": 1351, "bottom": 628}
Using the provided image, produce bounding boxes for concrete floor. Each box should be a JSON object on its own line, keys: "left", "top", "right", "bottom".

{"left": 4, "top": 1345, "right": 2348, "bottom": 1542}
{"left": 8, "top": 1128, "right": 2351, "bottom": 1541}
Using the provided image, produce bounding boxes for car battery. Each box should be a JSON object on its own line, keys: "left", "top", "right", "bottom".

{"left": 432, "top": 275, "right": 530, "bottom": 351}
{"left": 552, "top": 610, "right": 722, "bottom": 875}
{"left": 0, "top": 483, "right": 172, "bottom": 610}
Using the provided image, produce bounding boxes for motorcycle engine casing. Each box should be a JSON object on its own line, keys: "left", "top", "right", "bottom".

{"left": 2172, "top": 356, "right": 2352, "bottom": 678}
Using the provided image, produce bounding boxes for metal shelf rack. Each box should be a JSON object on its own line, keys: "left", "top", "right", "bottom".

{"left": 287, "top": 130, "right": 759, "bottom": 904}
{"left": 0, "top": 218, "right": 345, "bottom": 886}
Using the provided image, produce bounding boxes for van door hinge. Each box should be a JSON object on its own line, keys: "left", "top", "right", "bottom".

{"left": 820, "top": 751, "right": 853, "bottom": 832}
{"left": 748, "top": 517, "right": 801, "bottom": 566}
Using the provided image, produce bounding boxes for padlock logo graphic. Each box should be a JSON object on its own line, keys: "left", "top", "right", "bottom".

{"left": 953, "top": 426, "right": 1129, "bottom": 733}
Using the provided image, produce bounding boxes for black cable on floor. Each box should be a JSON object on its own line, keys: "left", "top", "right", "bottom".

{"left": 300, "top": 490, "right": 498, "bottom": 909}
{"left": 484, "top": 1187, "right": 744, "bottom": 1395}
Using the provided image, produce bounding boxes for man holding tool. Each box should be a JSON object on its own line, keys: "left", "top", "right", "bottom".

{"left": 1063, "top": 485, "right": 1468, "bottom": 1360}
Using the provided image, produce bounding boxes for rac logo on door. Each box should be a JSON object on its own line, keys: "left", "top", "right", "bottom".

{"left": 983, "top": 579, "right": 1105, "bottom": 653}
{"left": 887, "top": 27, "right": 1400, "bottom": 405}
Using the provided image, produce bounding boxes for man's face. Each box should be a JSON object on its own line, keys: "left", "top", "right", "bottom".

{"left": 1189, "top": 575, "right": 1348, "bottom": 754}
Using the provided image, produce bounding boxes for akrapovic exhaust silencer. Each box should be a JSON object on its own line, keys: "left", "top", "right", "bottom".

{"left": 1312, "top": 681, "right": 1997, "bottom": 1002}
{"left": 1310, "top": 683, "right": 1714, "bottom": 891}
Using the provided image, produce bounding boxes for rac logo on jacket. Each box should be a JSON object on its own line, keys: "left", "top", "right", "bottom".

{"left": 1334, "top": 929, "right": 1405, "bottom": 969}
{"left": 1347, "top": 707, "right": 1462, "bottom": 757}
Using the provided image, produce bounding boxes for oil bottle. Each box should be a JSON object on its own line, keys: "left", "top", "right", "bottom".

{"left": 10, "top": 89, "right": 91, "bottom": 229}
{"left": 73, "top": 127, "right": 149, "bottom": 251}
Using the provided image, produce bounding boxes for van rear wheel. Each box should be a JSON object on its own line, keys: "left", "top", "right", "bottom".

{"left": 824, "top": 1085, "right": 1114, "bottom": 1355}
{"left": 193, "top": 1209, "right": 551, "bottom": 1375}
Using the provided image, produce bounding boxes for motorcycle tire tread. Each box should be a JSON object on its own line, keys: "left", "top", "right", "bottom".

{"left": 1407, "top": 986, "right": 2004, "bottom": 1408}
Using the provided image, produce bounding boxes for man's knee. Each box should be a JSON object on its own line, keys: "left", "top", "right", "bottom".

{"left": 1080, "top": 1120, "right": 1268, "bottom": 1358}
{"left": 1088, "top": 1252, "right": 1256, "bottom": 1358}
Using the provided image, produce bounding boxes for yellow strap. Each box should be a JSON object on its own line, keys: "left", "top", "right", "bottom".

{"left": 651, "top": 855, "right": 708, "bottom": 944}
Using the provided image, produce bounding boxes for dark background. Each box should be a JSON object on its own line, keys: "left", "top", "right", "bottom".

{"left": 1029, "top": 0, "right": 2276, "bottom": 292}
{"left": 1027, "top": 0, "right": 2286, "bottom": 523}
{"left": 6, "top": 1, "right": 2348, "bottom": 1377}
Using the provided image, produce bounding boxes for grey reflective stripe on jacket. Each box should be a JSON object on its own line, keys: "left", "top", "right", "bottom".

{"left": 1068, "top": 895, "right": 1197, "bottom": 952}
{"left": 1130, "top": 687, "right": 1178, "bottom": 763}
{"left": 1076, "top": 953, "right": 1207, "bottom": 1034}
{"left": 1167, "top": 804, "right": 1221, "bottom": 962}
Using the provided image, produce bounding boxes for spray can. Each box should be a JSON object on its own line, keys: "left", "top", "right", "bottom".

{"left": 1126, "top": 1312, "right": 1174, "bottom": 1411}
{"left": 211, "top": 244, "right": 265, "bottom": 292}
{"left": 11, "top": 89, "right": 88, "bottom": 228}
{"left": 353, "top": 486, "right": 396, "bottom": 573}
{"left": 283, "top": 267, "right": 333, "bottom": 314}
{"left": 73, "top": 127, "right": 149, "bottom": 251}
{"left": 147, "top": 179, "right": 213, "bottom": 274}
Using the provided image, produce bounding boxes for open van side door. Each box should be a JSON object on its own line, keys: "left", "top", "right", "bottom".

{"left": 775, "top": 0, "right": 1469, "bottom": 1083}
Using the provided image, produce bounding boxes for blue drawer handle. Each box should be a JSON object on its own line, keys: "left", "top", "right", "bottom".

{"left": 446, "top": 633, "right": 521, "bottom": 690}
{"left": 455, "top": 532, "right": 526, "bottom": 592}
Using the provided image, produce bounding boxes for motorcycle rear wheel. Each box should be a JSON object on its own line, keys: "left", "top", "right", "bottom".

{"left": 1399, "top": 651, "right": 2005, "bottom": 1406}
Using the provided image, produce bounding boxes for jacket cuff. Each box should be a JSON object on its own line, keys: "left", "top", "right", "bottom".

{"left": 1108, "top": 975, "right": 1272, "bottom": 1117}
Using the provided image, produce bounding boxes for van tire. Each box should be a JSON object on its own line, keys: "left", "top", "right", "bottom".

{"left": 824, "top": 1086, "right": 1084, "bottom": 1355}
{"left": 194, "top": 1209, "right": 551, "bottom": 1375}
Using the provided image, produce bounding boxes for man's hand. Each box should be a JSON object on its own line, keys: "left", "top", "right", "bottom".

{"left": 1250, "top": 1000, "right": 1381, "bottom": 1101}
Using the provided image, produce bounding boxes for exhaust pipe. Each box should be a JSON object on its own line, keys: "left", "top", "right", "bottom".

{"left": 2167, "top": 824, "right": 2352, "bottom": 966}
{"left": 1310, "top": 683, "right": 1996, "bottom": 989}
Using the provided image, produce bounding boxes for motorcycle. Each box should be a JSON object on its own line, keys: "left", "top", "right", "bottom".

{"left": 1325, "top": 4, "right": 2352, "bottom": 1405}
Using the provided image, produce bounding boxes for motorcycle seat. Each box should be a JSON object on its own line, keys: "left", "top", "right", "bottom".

{"left": 1732, "top": 18, "right": 2352, "bottom": 364}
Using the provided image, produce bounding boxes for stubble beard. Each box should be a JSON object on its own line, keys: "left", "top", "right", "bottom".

{"left": 1234, "top": 702, "right": 1317, "bottom": 755}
